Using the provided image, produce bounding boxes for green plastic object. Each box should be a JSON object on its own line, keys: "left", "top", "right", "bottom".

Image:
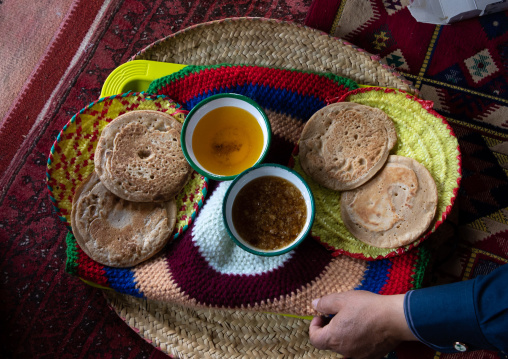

{"left": 100, "top": 60, "right": 187, "bottom": 97}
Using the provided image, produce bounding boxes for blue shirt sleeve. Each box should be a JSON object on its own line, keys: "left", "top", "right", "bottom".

{"left": 404, "top": 264, "right": 508, "bottom": 353}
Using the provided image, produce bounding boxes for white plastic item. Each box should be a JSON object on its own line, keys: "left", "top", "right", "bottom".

{"left": 408, "top": 0, "right": 508, "bottom": 25}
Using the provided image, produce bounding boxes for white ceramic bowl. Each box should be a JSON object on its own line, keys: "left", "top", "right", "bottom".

{"left": 223, "top": 164, "right": 315, "bottom": 256}
{"left": 181, "top": 93, "right": 271, "bottom": 181}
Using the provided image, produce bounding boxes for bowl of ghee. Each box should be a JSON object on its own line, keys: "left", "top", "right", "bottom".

{"left": 181, "top": 93, "right": 271, "bottom": 181}
{"left": 223, "top": 164, "right": 315, "bottom": 256}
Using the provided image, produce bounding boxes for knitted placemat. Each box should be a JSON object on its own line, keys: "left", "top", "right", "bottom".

{"left": 291, "top": 87, "right": 462, "bottom": 260}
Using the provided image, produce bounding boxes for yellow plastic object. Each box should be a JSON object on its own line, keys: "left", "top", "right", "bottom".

{"left": 81, "top": 278, "right": 111, "bottom": 290}
{"left": 100, "top": 60, "right": 187, "bottom": 97}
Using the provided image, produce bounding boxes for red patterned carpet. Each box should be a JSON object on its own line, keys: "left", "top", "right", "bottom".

{"left": 0, "top": 1, "right": 312, "bottom": 358}
{"left": 309, "top": 1, "right": 508, "bottom": 358}
{"left": 1, "top": 0, "right": 507, "bottom": 358}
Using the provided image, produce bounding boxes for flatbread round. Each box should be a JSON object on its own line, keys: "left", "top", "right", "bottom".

{"left": 340, "top": 155, "right": 438, "bottom": 248}
{"left": 95, "top": 110, "right": 192, "bottom": 202}
{"left": 71, "top": 172, "right": 177, "bottom": 267}
{"left": 299, "top": 102, "right": 397, "bottom": 191}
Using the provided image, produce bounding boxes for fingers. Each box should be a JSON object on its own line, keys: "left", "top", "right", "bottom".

{"left": 308, "top": 316, "right": 329, "bottom": 350}
{"left": 309, "top": 292, "right": 404, "bottom": 359}
{"left": 312, "top": 292, "right": 344, "bottom": 315}
{"left": 310, "top": 315, "right": 326, "bottom": 328}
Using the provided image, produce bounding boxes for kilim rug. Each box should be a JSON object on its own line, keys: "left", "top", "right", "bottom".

{"left": 0, "top": 1, "right": 313, "bottom": 358}
{"left": 306, "top": 1, "right": 508, "bottom": 358}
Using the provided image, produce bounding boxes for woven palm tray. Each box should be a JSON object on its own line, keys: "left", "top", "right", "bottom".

{"left": 58, "top": 18, "right": 459, "bottom": 358}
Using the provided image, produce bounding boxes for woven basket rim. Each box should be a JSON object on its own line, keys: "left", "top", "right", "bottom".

{"left": 131, "top": 17, "right": 417, "bottom": 94}
{"left": 105, "top": 291, "right": 344, "bottom": 359}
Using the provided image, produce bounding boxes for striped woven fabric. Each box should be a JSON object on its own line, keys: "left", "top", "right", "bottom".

{"left": 62, "top": 64, "right": 431, "bottom": 316}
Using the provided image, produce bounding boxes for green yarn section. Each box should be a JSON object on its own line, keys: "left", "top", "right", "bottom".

{"left": 295, "top": 89, "right": 461, "bottom": 259}
{"left": 65, "top": 231, "right": 79, "bottom": 275}
{"left": 412, "top": 245, "right": 431, "bottom": 289}
{"left": 146, "top": 63, "right": 359, "bottom": 94}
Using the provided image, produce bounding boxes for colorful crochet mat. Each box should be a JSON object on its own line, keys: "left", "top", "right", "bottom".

{"left": 291, "top": 88, "right": 462, "bottom": 260}
{"left": 55, "top": 64, "right": 432, "bottom": 316}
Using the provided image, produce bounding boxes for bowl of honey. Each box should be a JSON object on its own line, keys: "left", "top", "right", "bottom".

{"left": 181, "top": 93, "right": 271, "bottom": 181}
{"left": 223, "top": 164, "right": 315, "bottom": 256}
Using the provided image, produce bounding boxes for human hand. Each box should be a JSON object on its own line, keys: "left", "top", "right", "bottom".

{"left": 309, "top": 290, "right": 417, "bottom": 359}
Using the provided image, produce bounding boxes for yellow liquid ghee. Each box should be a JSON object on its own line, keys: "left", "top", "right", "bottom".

{"left": 192, "top": 106, "right": 265, "bottom": 176}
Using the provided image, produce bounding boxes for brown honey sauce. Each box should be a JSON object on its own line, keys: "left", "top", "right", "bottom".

{"left": 232, "top": 176, "right": 307, "bottom": 250}
{"left": 192, "top": 106, "right": 264, "bottom": 176}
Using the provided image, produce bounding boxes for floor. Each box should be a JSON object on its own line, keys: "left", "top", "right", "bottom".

{"left": 0, "top": 0, "right": 75, "bottom": 121}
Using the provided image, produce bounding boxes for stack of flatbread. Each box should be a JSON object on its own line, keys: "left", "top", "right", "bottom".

{"left": 71, "top": 110, "right": 192, "bottom": 267}
{"left": 299, "top": 102, "right": 438, "bottom": 249}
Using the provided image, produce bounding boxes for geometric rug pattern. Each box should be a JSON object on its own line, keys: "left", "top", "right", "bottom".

{"left": 326, "top": 1, "right": 508, "bottom": 357}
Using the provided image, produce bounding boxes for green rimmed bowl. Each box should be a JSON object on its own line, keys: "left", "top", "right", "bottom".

{"left": 181, "top": 93, "right": 271, "bottom": 181}
{"left": 223, "top": 163, "right": 315, "bottom": 256}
